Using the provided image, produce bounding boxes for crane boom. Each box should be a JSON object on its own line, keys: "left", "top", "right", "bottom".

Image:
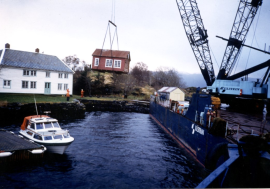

{"left": 176, "top": 0, "right": 215, "bottom": 86}
{"left": 217, "top": 0, "right": 262, "bottom": 80}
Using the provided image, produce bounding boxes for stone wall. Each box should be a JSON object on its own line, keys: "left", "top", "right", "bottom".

{"left": 0, "top": 100, "right": 149, "bottom": 126}
{"left": 0, "top": 102, "right": 85, "bottom": 126}
{"left": 81, "top": 100, "right": 149, "bottom": 114}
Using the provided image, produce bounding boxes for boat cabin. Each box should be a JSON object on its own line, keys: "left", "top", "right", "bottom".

{"left": 91, "top": 49, "right": 131, "bottom": 73}
{"left": 158, "top": 87, "right": 185, "bottom": 101}
{"left": 21, "top": 115, "right": 71, "bottom": 141}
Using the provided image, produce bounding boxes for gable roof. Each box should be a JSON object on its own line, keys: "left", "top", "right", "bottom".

{"left": 158, "top": 87, "right": 184, "bottom": 93}
{"left": 0, "top": 49, "right": 73, "bottom": 73}
{"left": 92, "top": 49, "right": 131, "bottom": 60}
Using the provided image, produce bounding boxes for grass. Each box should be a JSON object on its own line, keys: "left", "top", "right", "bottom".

{"left": 0, "top": 93, "right": 148, "bottom": 104}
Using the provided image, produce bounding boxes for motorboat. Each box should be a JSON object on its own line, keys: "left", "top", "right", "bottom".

{"left": 19, "top": 115, "right": 74, "bottom": 154}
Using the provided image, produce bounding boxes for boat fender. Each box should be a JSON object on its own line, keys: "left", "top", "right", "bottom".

{"left": 28, "top": 147, "right": 46, "bottom": 154}
{"left": 205, "top": 143, "right": 229, "bottom": 170}
{"left": 0, "top": 151, "right": 14, "bottom": 157}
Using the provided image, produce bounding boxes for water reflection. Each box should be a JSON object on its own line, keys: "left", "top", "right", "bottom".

{"left": 0, "top": 112, "right": 206, "bottom": 188}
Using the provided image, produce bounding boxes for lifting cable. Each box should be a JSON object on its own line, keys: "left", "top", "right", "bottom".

{"left": 99, "top": 0, "right": 119, "bottom": 70}
{"left": 244, "top": 6, "right": 262, "bottom": 71}
{"left": 209, "top": 44, "right": 220, "bottom": 69}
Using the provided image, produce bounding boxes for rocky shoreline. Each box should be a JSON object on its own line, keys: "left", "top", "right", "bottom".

{"left": 0, "top": 99, "right": 149, "bottom": 126}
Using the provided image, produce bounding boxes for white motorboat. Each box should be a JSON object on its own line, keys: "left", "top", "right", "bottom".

{"left": 19, "top": 115, "right": 74, "bottom": 154}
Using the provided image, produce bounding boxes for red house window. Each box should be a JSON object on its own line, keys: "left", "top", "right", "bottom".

{"left": 105, "top": 59, "right": 112, "bottom": 67}
{"left": 114, "top": 60, "right": 121, "bottom": 68}
{"left": 94, "top": 58, "right": 99, "bottom": 66}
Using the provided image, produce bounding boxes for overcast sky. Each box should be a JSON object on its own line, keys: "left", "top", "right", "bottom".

{"left": 1, "top": 0, "right": 270, "bottom": 79}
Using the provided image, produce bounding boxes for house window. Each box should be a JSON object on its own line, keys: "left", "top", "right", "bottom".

{"left": 46, "top": 72, "right": 50, "bottom": 78}
{"left": 22, "top": 81, "right": 29, "bottom": 88}
{"left": 58, "top": 83, "right": 62, "bottom": 90}
{"left": 30, "top": 81, "right": 36, "bottom": 89}
{"left": 105, "top": 59, "right": 112, "bottom": 67}
{"left": 59, "top": 73, "right": 63, "bottom": 78}
{"left": 94, "top": 58, "right": 99, "bottom": 66}
{"left": 31, "top": 70, "right": 36, "bottom": 76}
{"left": 3, "top": 80, "right": 11, "bottom": 88}
{"left": 64, "top": 73, "right": 68, "bottom": 78}
{"left": 64, "top": 84, "right": 68, "bottom": 90}
{"left": 114, "top": 60, "right": 121, "bottom": 68}
{"left": 23, "top": 70, "right": 29, "bottom": 76}
{"left": 23, "top": 70, "right": 36, "bottom": 76}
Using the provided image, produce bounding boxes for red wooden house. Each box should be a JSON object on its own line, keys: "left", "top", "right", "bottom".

{"left": 92, "top": 49, "right": 131, "bottom": 73}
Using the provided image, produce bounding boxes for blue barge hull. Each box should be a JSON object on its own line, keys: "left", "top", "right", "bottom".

{"left": 150, "top": 93, "right": 228, "bottom": 167}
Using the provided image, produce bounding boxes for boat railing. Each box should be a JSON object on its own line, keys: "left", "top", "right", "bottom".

{"left": 38, "top": 130, "right": 69, "bottom": 136}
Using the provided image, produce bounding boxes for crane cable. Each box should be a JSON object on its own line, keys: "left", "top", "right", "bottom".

{"left": 209, "top": 44, "right": 220, "bottom": 70}
{"left": 244, "top": 6, "right": 262, "bottom": 71}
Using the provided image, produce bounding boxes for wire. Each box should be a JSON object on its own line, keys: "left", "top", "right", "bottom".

{"left": 209, "top": 44, "right": 219, "bottom": 69}
{"left": 244, "top": 6, "right": 261, "bottom": 70}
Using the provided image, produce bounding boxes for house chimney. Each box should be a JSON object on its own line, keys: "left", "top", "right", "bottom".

{"left": 35, "top": 48, "right": 39, "bottom": 53}
{"left": 5, "top": 43, "right": 10, "bottom": 49}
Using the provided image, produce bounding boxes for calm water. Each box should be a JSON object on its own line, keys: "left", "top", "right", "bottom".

{"left": 0, "top": 112, "right": 206, "bottom": 188}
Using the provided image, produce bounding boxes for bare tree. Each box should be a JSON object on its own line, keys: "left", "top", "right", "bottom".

{"left": 130, "top": 62, "right": 149, "bottom": 86}
{"left": 122, "top": 74, "right": 136, "bottom": 96}
{"left": 152, "top": 67, "right": 186, "bottom": 90}
{"left": 62, "top": 55, "right": 86, "bottom": 71}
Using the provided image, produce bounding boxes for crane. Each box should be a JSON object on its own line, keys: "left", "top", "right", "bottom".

{"left": 217, "top": 0, "right": 262, "bottom": 80}
{"left": 176, "top": 0, "right": 215, "bottom": 86}
{"left": 176, "top": 0, "right": 270, "bottom": 107}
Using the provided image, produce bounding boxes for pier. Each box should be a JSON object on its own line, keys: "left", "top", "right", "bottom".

{"left": 0, "top": 129, "right": 46, "bottom": 163}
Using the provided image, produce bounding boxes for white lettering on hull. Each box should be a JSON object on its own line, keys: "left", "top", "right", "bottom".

{"left": 191, "top": 124, "right": 204, "bottom": 135}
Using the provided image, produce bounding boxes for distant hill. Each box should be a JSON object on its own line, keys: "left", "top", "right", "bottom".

{"left": 179, "top": 72, "right": 260, "bottom": 88}
{"left": 179, "top": 72, "right": 207, "bottom": 88}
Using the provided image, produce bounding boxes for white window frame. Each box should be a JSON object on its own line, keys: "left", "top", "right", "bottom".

{"left": 94, "top": 58, "right": 99, "bottom": 66}
{"left": 46, "top": 72, "right": 50, "bottom": 78}
{"left": 58, "top": 83, "right": 62, "bottom": 90}
{"left": 30, "top": 81, "right": 37, "bottom": 89}
{"left": 64, "top": 84, "right": 68, "bottom": 90}
{"left": 58, "top": 73, "right": 63, "bottom": 78}
{"left": 3, "top": 80, "right": 11, "bottom": 89}
{"left": 114, "top": 60, "right": 121, "bottom": 68}
{"left": 22, "top": 81, "right": 29, "bottom": 89}
{"left": 64, "top": 73, "right": 68, "bottom": 79}
{"left": 31, "top": 70, "right": 36, "bottom": 76}
{"left": 23, "top": 70, "right": 29, "bottom": 76}
{"left": 105, "top": 59, "right": 112, "bottom": 67}
{"left": 23, "top": 70, "right": 36, "bottom": 76}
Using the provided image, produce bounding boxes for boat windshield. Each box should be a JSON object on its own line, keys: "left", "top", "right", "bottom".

{"left": 36, "top": 123, "right": 44, "bottom": 130}
{"left": 52, "top": 122, "right": 60, "bottom": 128}
{"left": 33, "top": 134, "right": 43, "bottom": 141}
{"left": 63, "top": 133, "right": 70, "bottom": 138}
{"left": 44, "top": 136, "right": 53, "bottom": 140}
{"left": 54, "top": 135, "right": 63, "bottom": 140}
{"left": 44, "top": 122, "right": 53, "bottom": 129}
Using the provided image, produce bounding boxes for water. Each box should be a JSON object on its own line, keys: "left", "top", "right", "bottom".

{"left": 0, "top": 112, "right": 206, "bottom": 188}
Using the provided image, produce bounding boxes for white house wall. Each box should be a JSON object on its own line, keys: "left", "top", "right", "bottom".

{"left": 0, "top": 67, "right": 73, "bottom": 95}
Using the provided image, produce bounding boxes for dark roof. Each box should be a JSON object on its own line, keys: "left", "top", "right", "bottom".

{"left": 92, "top": 49, "right": 131, "bottom": 60}
{"left": 0, "top": 130, "right": 43, "bottom": 151}
{"left": 0, "top": 49, "right": 73, "bottom": 73}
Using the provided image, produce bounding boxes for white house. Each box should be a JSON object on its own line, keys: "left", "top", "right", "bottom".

{"left": 158, "top": 87, "right": 185, "bottom": 101}
{"left": 0, "top": 44, "right": 74, "bottom": 95}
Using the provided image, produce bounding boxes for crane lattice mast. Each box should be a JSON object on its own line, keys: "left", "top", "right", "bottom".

{"left": 176, "top": 0, "right": 215, "bottom": 86}
{"left": 217, "top": 0, "right": 262, "bottom": 80}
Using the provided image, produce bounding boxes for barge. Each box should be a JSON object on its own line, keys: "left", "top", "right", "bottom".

{"left": 150, "top": 91, "right": 228, "bottom": 169}
{"left": 150, "top": 90, "right": 270, "bottom": 187}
